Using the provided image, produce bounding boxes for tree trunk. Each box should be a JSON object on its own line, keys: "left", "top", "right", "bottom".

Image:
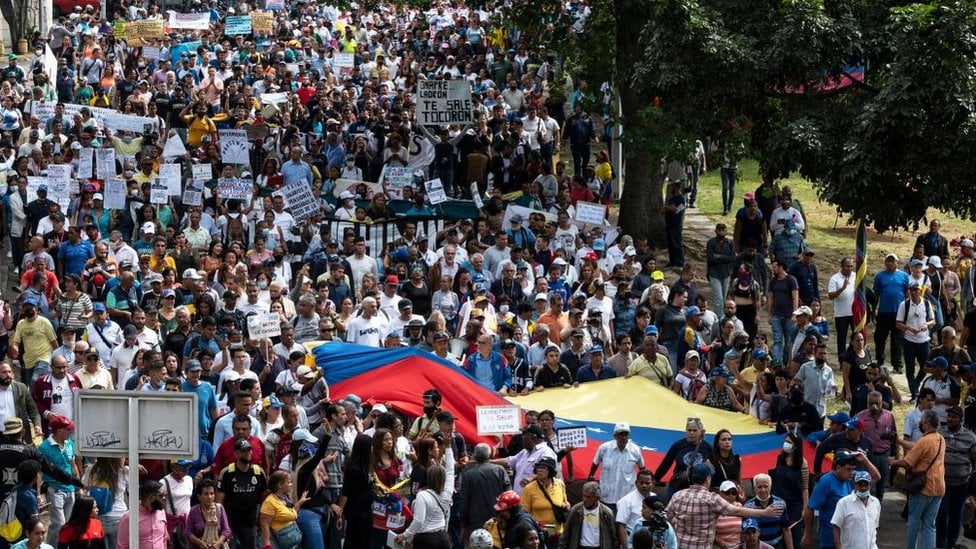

{"left": 613, "top": 0, "right": 665, "bottom": 246}
{"left": 0, "top": 0, "right": 19, "bottom": 46}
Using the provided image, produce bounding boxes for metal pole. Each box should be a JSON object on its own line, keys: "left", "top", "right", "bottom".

{"left": 128, "top": 398, "right": 140, "bottom": 549}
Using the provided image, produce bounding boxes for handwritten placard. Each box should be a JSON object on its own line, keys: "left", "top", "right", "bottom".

{"left": 382, "top": 166, "right": 413, "bottom": 200}
{"left": 247, "top": 312, "right": 282, "bottom": 339}
{"left": 251, "top": 11, "right": 273, "bottom": 32}
{"left": 46, "top": 164, "right": 72, "bottom": 186}
{"left": 335, "top": 53, "right": 355, "bottom": 72}
{"left": 556, "top": 426, "right": 588, "bottom": 449}
{"left": 182, "top": 181, "right": 203, "bottom": 207}
{"left": 149, "top": 181, "right": 169, "bottom": 204}
{"left": 217, "top": 178, "right": 252, "bottom": 200}
{"left": 575, "top": 201, "right": 607, "bottom": 225}
{"left": 416, "top": 79, "right": 473, "bottom": 126}
{"left": 218, "top": 129, "right": 250, "bottom": 164}
{"left": 159, "top": 163, "right": 182, "bottom": 196}
{"left": 103, "top": 178, "right": 127, "bottom": 210}
{"left": 142, "top": 46, "right": 160, "bottom": 60}
{"left": 425, "top": 178, "right": 448, "bottom": 205}
{"left": 77, "top": 147, "right": 93, "bottom": 178}
{"left": 192, "top": 163, "right": 213, "bottom": 181}
{"left": 168, "top": 11, "right": 211, "bottom": 30}
{"left": 265, "top": 0, "right": 284, "bottom": 10}
{"left": 95, "top": 148, "right": 116, "bottom": 180}
{"left": 475, "top": 405, "right": 522, "bottom": 435}
{"left": 281, "top": 180, "right": 318, "bottom": 222}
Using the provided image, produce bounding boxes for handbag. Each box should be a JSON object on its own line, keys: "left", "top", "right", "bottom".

{"left": 904, "top": 438, "right": 942, "bottom": 494}
{"left": 535, "top": 480, "right": 568, "bottom": 524}
{"left": 271, "top": 522, "right": 303, "bottom": 549}
{"left": 163, "top": 478, "right": 188, "bottom": 549}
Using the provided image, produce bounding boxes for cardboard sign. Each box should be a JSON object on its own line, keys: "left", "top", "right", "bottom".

{"left": 381, "top": 167, "right": 413, "bottom": 200}
{"left": 124, "top": 19, "right": 165, "bottom": 46}
{"left": 281, "top": 181, "right": 318, "bottom": 222}
{"left": 416, "top": 80, "right": 473, "bottom": 126}
{"left": 168, "top": 11, "right": 211, "bottom": 30}
{"left": 476, "top": 405, "right": 522, "bottom": 435}
{"left": 103, "top": 178, "right": 127, "bottom": 210}
{"left": 225, "top": 16, "right": 253, "bottom": 35}
{"left": 96, "top": 149, "right": 116, "bottom": 180}
{"left": 247, "top": 312, "right": 282, "bottom": 339}
{"left": 45, "top": 164, "right": 72, "bottom": 185}
{"left": 425, "top": 178, "right": 448, "bottom": 205}
{"left": 259, "top": 92, "right": 289, "bottom": 105}
{"left": 470, "top": 182, "right": 483, "bottom": 209}
{"left": 251, "top": 11, "right": 273, "bottom": 32}
{"left": 149, "top": 181, "right": 169, "bottom": 204}
{"left": 159, "top": 163, "right": 182, "bottom": 196}
{"left": 556, "top": 426, "right": 588, "bottom": 450}
{"left": 244, "top": 123, "right": 270, "bottom": 140}
{"left": 575, "top": 201, "right": 607, "bottom": 225}
{"left": 217, "top": 178, "right": 252, "bottom": 200}
{"left": 192, "top": 164, "right": 212, "bottom": 181}
{"left": 182, "top": 182, "right": 203, "bottom": 207}
{"left": 335, "top": 178, "right": 382, "bottom": 197}
{"left": 218, "top": 129, "right": 250, "bottom": 164}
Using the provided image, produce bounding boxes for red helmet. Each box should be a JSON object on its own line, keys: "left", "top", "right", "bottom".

{"left": 494, "top": 490, "right": 521, "bottom": 511}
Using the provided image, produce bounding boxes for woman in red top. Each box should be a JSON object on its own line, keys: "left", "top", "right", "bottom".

{"left": 370, "top": 427, "right": 405, "bottom": 547}
{"left": 568, "top": 175, "right": 595, "bottom": 206}
{"left": 56, "top": 495, "right": 106, "bottom": 549}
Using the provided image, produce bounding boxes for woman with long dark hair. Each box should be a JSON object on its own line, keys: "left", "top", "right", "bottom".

{"left": 339, "top": 434, "right": 374, "bottom": 548}
{"left": 771, "top": 431, "right": 809, "bottom": 549}
{"left": 82, "top": 458, "right": 127, "bottom": 549}
{"left": 708, "top": 429, "right": 742, "bottom": 491}
{"left": 56, "top": 496, "right": 106, "bottom": 549}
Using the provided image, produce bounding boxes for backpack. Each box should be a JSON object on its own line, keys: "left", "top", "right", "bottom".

{"left": 0, "top": 489, "right": 21, "bottom": 542}
{"left": 900, "top": 297, "right": 933, "bottom": 324}
{"left": 225, "top": 214, "right": 247, "bottom": 245}
{"left": 89, "top": 481, "right": 114, "bottom": 516}
{"left": 680, "top": 370, "right": 706, "bottom": 401}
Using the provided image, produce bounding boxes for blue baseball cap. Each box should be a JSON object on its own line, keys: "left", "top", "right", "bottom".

{"left": 690, "top": 463, "right": 714, "bottom": 483}
{"left": 590, "top": 345, "right": 604, "bottom": 355}
{"left": 22, "top": 298, "right": 38, "bottom": 307}
{"left": 685, "top": 306, "right": 702, "bottom": 319}
{"left": 93, "top": 302, "right": 106, "bottom": 312}
{"left": 961, "top": 363, "right": 976, "bottom": 373}
{"left": 926, "top": 356, "right": 949, "bottom": 369}
{"left": 845, "top": 417, "right": 861, "bottom": 430}
{"left": 827, "top": 411, "right": 851, "bottom": 424}
{"left": 853, "top": 471, "right": 871, "bottom": 484}
{"left": 751, "top": 348, "right": 768, "bottom": 360}
{"left": 644, "top": 325, "right": 659, "bottom": 336}
{"left": 741, "top": 519, "right": 759, "bottom": 532}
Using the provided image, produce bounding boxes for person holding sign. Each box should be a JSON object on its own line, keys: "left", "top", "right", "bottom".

{"left": 491, "top": 425, "right": 557, "bottom": 496}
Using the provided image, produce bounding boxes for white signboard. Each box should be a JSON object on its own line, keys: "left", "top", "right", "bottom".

{"left": 149, "top": 181, "right": 169, "bottom": 204}
{"left": 260, "top": 92, "right": 289, "bottom": 105}
{"left": 218, "top": 129, "right": 250, "bottom": 164}
{"left": 192, "top": 163, "right": 213, "bottom": 181}
{"left": 381, "top": 167, "right": 413, "bottom": 200}
{"left": 182, "top": 181, "right": 203, "bottom": 207}
{"left": 281, "top": 181, "right": 318, "bottom": 222}
{"left": 470, "top": 182, "right": 483, "bottom": 209}
{"left": 75, "top": 390, "right": 198, "bottom": 459}
{"left": 218, "top": 178, "right": 252, "bottom": 200}
{"left": 475, "top": 405, "right": 522, "bottom": 435}
{"left": 103, "top": 178, "right": 127, "bottom": 210}
{"left": 168, "top": 11, "right": 211, "bottom": 30}
{"left": 46, "top": 164, "right": 72, "bottom": 184}
{"left": 556, "top": 426, "right": 588, "bottom": 449}
{"left": 247, "top": 312, "right": 282, "bottom": 339}
{"left": 142, "top": 46, "right": 161, "bottom": 60}
{"left": 77, "top": 147, "right": 93, "bottom": 179}
{"left": 425, "top": 178, "right": 448, "bottom": 205}
{"left": 416, "top": 80, "right": 473, "bottom": 126}
{"left": 96, "top": 149, "right": 116, "bottom": 180}
{"left": 159, "top": 163, "right": 182, "bottom": 196}
{"left": 335, "top": 53, "right": 355, "bottom": 70}
{"left": 575, "top": 201, "right": 607, "bottom": 225}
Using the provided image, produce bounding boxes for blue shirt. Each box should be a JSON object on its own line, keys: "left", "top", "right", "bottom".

{"left": 57, "top": 239, "right": 94, "bottom": 276}
{"left": 471, "top": 353, "right": 498, "bottom": 390}
{"left": 576, "top": 364, "right": 617, "bottom": 383}
{"left": 281, "top": 159, "right": 314, "bottom": 186}
{"left": 807, "top": 471, "right": 853, "bottom": 548}
{"left": 183, "top": 379, "right": 218, "bottom": 436}
{"left": 873, "top": 269, "right": 910, "bottom": 314}
{"left": 37, "top": 437, "right": 77, "bottom": 492}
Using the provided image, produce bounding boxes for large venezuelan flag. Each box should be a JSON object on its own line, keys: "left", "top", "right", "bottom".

{"left": 311, "top": 343, "right": 785, "bottom": 480}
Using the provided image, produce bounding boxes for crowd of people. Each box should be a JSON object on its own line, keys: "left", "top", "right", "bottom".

{"left": 0, "top": 0, "right": 971, "bottom": 548}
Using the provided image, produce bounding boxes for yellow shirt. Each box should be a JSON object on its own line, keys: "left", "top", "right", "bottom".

{"left": 260, "top": 494, "right": 298, "bottom": 532}
{"left": 184, "top": 115, "right": 216, "bottom": 148}
{"left": 149, "top": 255, "right": 176, "bottom": 274}
{"left": 12, "top": 317, "right": 56, "bottom": 369}
{"left": 521, "top": 478, "right": 568, "bottom": 534}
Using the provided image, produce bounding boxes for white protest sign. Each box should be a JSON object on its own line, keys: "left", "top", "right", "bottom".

{"left": 334, "top": 178, "right": 382, "bottom": 197}
{"left": 48, "top": 177, "right": 71, "bottom": 211}
{"left": 501, "top": 204, "right": 556, "bottom": 227}
{"left": 281, "top": 181, "right": 318, "bottom": 222}
{"left": 218, "top": 178, "right": 252, "bottom": 200}
{"left": 425, "top": 178, "right": 448, "bottom": 205}
{"left": 265, "top": 0, "right": 284, "bottom": 10}
{"left": 142, "top": 46, "right": 161, "bottom": 60}
{"left": 575, "top": 201, "right": 607, "bottom": 225}
{"left": 182, "top": 181, "right": 203, "bottom": 207}
{"left": 381, "top": 167, "right": 413, "bottom": 200}
{"left": 335, "top": 53, "right": 355, "bottom": 72}
{"left": 259, "top": 92, "right": 289, "bottom": 105}
{"left": 96, "top": 149, "right": 116, "bottom": 180}
{"left": 46, "top": 164, "right": 72, "bottom": 184}
{"left": 247, "top": 312, "right": 282, "bottom": 339}
{"left": 471, "top": 182, "right": 483, "bottom": 209}
{"left": 225, "top": 16, "right": 253, "bottom": 35}
{"left": 162, "top": 132, "right": 188, "bottom": 159}
{"left": 192, "top": 164, "right": 213, "bottom": 181}
{"left": 103, "top": 178, "right": 127, "bottom": 210}
{"left": 25, "top": 177, "right": 48, "bottom": 203}
{"left": 218, "top": 129, "right": 250, "bottom": 164}
{"left": 475, "top": 405, "right": 522, "bottom": 435}
{"left": 556, "top": 426, "right": 588, "bottom": 449}
{"left": 77, "top": 147, "right": 93, "bottom": 179}
{"left": 168, "top": 11, "right": 211, "bottom": 29}
{"left": 159, "top": 163, "right": 182, "bottom": 196}
{"left": 416, "top": 80, "right": 473, "bottom": 126}
{"left": 149, "top": 181, "right": 169, "bottom": 204}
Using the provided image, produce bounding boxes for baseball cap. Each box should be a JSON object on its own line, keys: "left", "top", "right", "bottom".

{"left": 534, "top": 293, "right": 548, "bottom": 302}
{"left": 291, "top": 429, "right": 318, "bottom": 443}
{"left": 182, "top": 268, "right": 203, "bottom": 280}
{"left": 590, "top": 345, "right": 604, "bottom": 355}
{"left": 552, "top": 257, "right": 568, "bottom": 267}
{"left": 142, "top": 222, "right": 156, "bottom": 234}
{"left": 927, "top": 256, "right": 943, "bottom": 269}
{"left": 685, "top": 306, "right": 703, "bottom": 318}
{"left": 963, "top": 240, "right": 975, "bottom": 249}
{"left": 689, "top": 463, "right": 713, "bottom": 483}
{"left": 372, "top": 403, "right": 388, "bottom": 414}
{"left": 433, "top": 332, "right": 450, "bottom": 343}
{"left": 792, "top": 306, "right": 813, "bottom": 316}
{"left": 624, "top": 246, "right": 636, "bottom": 256}
{"left": 2, "top": 417, "right": 22, "bottom": 435}
{"left": 93, "top": 302, "right": 106, "bottom": 312}
{"left": 385, "top": 275, "right": 399, "bottom": 285}
{"left": 751, "top": 349, "right": 768, "bottom": 360}
{"left": 845, "top": 417, "right": 861, "bottom": 430}
{"left": 186, "top": 359, "right": 202, "bottom": 372}
{"left": 827, "top": 411, "right": 851, "bottom": 424}
{"left": 613, "top": 422, "right": 630, "bottom": 435}
{"left": 510, "top": 214, "right": 524, "bottom": 223}
{"left": 234, "top": 439, "right": 252, "bottom": 451}
{"left": 885, "top": 252, "right": 901, "bottom": 260}
{"left": 651, "top": 270, "right": 664, "bottom": 281}
{"left": 853, "top": 471, "right": 871, "bottom": 484}
{"left": 741, "top": 519, "right": 759, "bottom": 532}
{"left": 123, "top": 325, "right": 138, "bottom": 339}
{"left": 926, "top": 356, "right": 949, "bottom": 369}
{"left": 521, "top": 425, "right": 544, "bottom": 438}
{"left": 685, "top": 350, "right": 700, "bottom": 362}
{"left": 910, "top": 258, "right": 925, "bottom": 266}
{"left": 296, "top": 365, "right": 316, "bottom": 378}
{"left": 719, "top": 480, "right": 738, "bottom": 493}
{"left": 48, "top": 415, "right": 75, "bottom": 431}
{"left": 644, "top": 325, "right": 659, "bottom": 336}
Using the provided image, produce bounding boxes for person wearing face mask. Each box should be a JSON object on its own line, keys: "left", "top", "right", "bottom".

{"left": 813, "top": 417, "right": 875, "bottom": 479}
{"left": 407, "top": 389, "right": 442, "bottom": 441}
{"left": 119, "top": 480, "right": 170, "bottom": 549}
{"left": 803, "top": 450, "right": 880, "bottom": 549}
{"left": 828, "top": 471, "right": 880, "bottom": 549}
{"left": 769, "top": 432, "right": 808, "bottom": 548}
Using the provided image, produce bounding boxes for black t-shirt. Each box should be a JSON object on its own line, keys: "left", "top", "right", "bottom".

{"left": 216, "top": 462, "right": 268, "bottom": 524}
{"left": 768, "top": 275, "right": 799, "bottom": 317}
{"left": 534, "top": 364, "right": 573, "bottom": 388}
{"left": 841, "top": 348, "right": 873, "bottom": 390}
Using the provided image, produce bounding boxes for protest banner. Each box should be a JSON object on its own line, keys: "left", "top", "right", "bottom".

{"left": 225, "top": 16, "right": 253, "bottom": 35}
{"left": 159, "top": 163, "right": 182, "bottom": 196}
{"left": 556, "top": 426, "right": 588, "bottom": 450}
{"left": 335, "top": 53, "right": 355, "bottom": 73}
{"left": 124, "top": 19, "right": 165, "bottom": 46}
{"left": 96, "top": 149, "right": 116, "bottom": 180}
{"left": 575, "top": 201, "right": 607, "bottom": 225}
{"left": 218, "top": 130, "right": 250, "bottom": 164}
{"left": 217, "top": 178, "right": 252, "bottom": 200}
{"left": 248, "top": 313, "right": 282, "bottom": 339}
{"left": 416, "top": 80, "right": 473, "bottom": 126}
{"left": 265, "top": 0, "right": 284, "bottom": 10}
{"left": 281, "top": 181, "right": 319, "bottom": 222}
{"left": 425, "top": 178, "right": 448, "bottom": 205}
{"left": 168, "top": 11, "right": 211, "bottom": 30}
{"left": 182, "top": 182, "right": 203, "bottom": 207}
{"left": 381, "top": 167, "right": 413, "bottom": 200}
{"left": 259, "top": 92, "right": 289, "bottom": 105}
{"left": 475, "top": 405, "right": 522, "bottom": 435}
{"left": 103, "top": 179, "right": 127, "bottom": 210}
{"left": 192, "top": 164, "right": 213, "bottom": 181}
{"left": 150, "top": 182, "right": 169, "bottom": 205}
{"left": 334, "top": 179, "right": 382, "bottom": 197}
{"left": 251, "top": 11, "right": 273, "bottom": 32}
{"left": 169, "top": 40, "right": 201, "bottom": 59}
{"left": 112, "top": 20, "right": 126, "bottom": 39}
{"left": 244, "top": 123, "right": 270, "bottom": 141}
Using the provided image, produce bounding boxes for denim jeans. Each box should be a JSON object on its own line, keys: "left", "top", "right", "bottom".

{"left": 770, "top": 315, "right": 796, "bottom": 367}
{"left": 936, "top": 483, "right": 968, "bottom": 548}
{"left": 720, "top": 167, "right": 736, "bottom": 213}
{"left": 709, "top": 276, "right": 730, "bottom": 315}
{"left": 869, "top": 451, "right": 891, "bottom": 501}
{"left": 297, "top": 508, "right": 326, "bottom": 549}
{"left": 902, "top": 339, "right": 930, "bottom": 399}
{"left": 231, "top": 525, "right": 258, "bottom": 549}
{"left": 46, "top": 488, "right": 75, "bottom": 545}
{"left": 101, "top": 515, "right": 121, "bottom": 549}
{"left": 907, "top": 492, "right": 942, "bottom": 549}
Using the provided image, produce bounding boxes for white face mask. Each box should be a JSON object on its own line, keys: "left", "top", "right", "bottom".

{"left": 499, "top": 304, "right": 509, "bottom": 314}
{"left": 782, "top": 442, "right": 794, "bottom": 454}
{"left": 756, "top": 492, "right": 770, "bottom": 502}
{"left": 855, "top": 489, "right": 871, "bottom": 500}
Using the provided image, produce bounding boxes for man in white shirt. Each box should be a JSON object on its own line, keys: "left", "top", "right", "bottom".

{"left": 586, "top": 422, "right": 645, "bottom": 509}
{"left": 131, "top": 308, "right": 160, "bottom": 351}
{"left": 85, "top": 303, "right": 123, "bottom": 366}
{"left": 238, "top": 282, "right": 270, "bottom": 315}
{"left": 346, "top": 237, "right": 378, "bottom": 294}
{"left": 110, "top": 325, "right": 148, "bottom": 388}
{"left": 897, "top": 281, "right": 936, "bottom": 401}
{"left": 829, "top": 471, "right": 880, "bottom": 549}
{"left": 614, "top": 469, "right": 656, "bottom": 543}
{"left": 768, "top": 194, "right": 806, "bottom": 237}
{"left": 345, "top": 297, "right": 389, "bottom": 348}
{"left": 490, "top": 425, "right": 557, "bottom": 496}
{"left": 827, "top": 257, "right": 856, "bottom": 357}
{"left": 378, "top": 276, "right": 403, "bottom": 322}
